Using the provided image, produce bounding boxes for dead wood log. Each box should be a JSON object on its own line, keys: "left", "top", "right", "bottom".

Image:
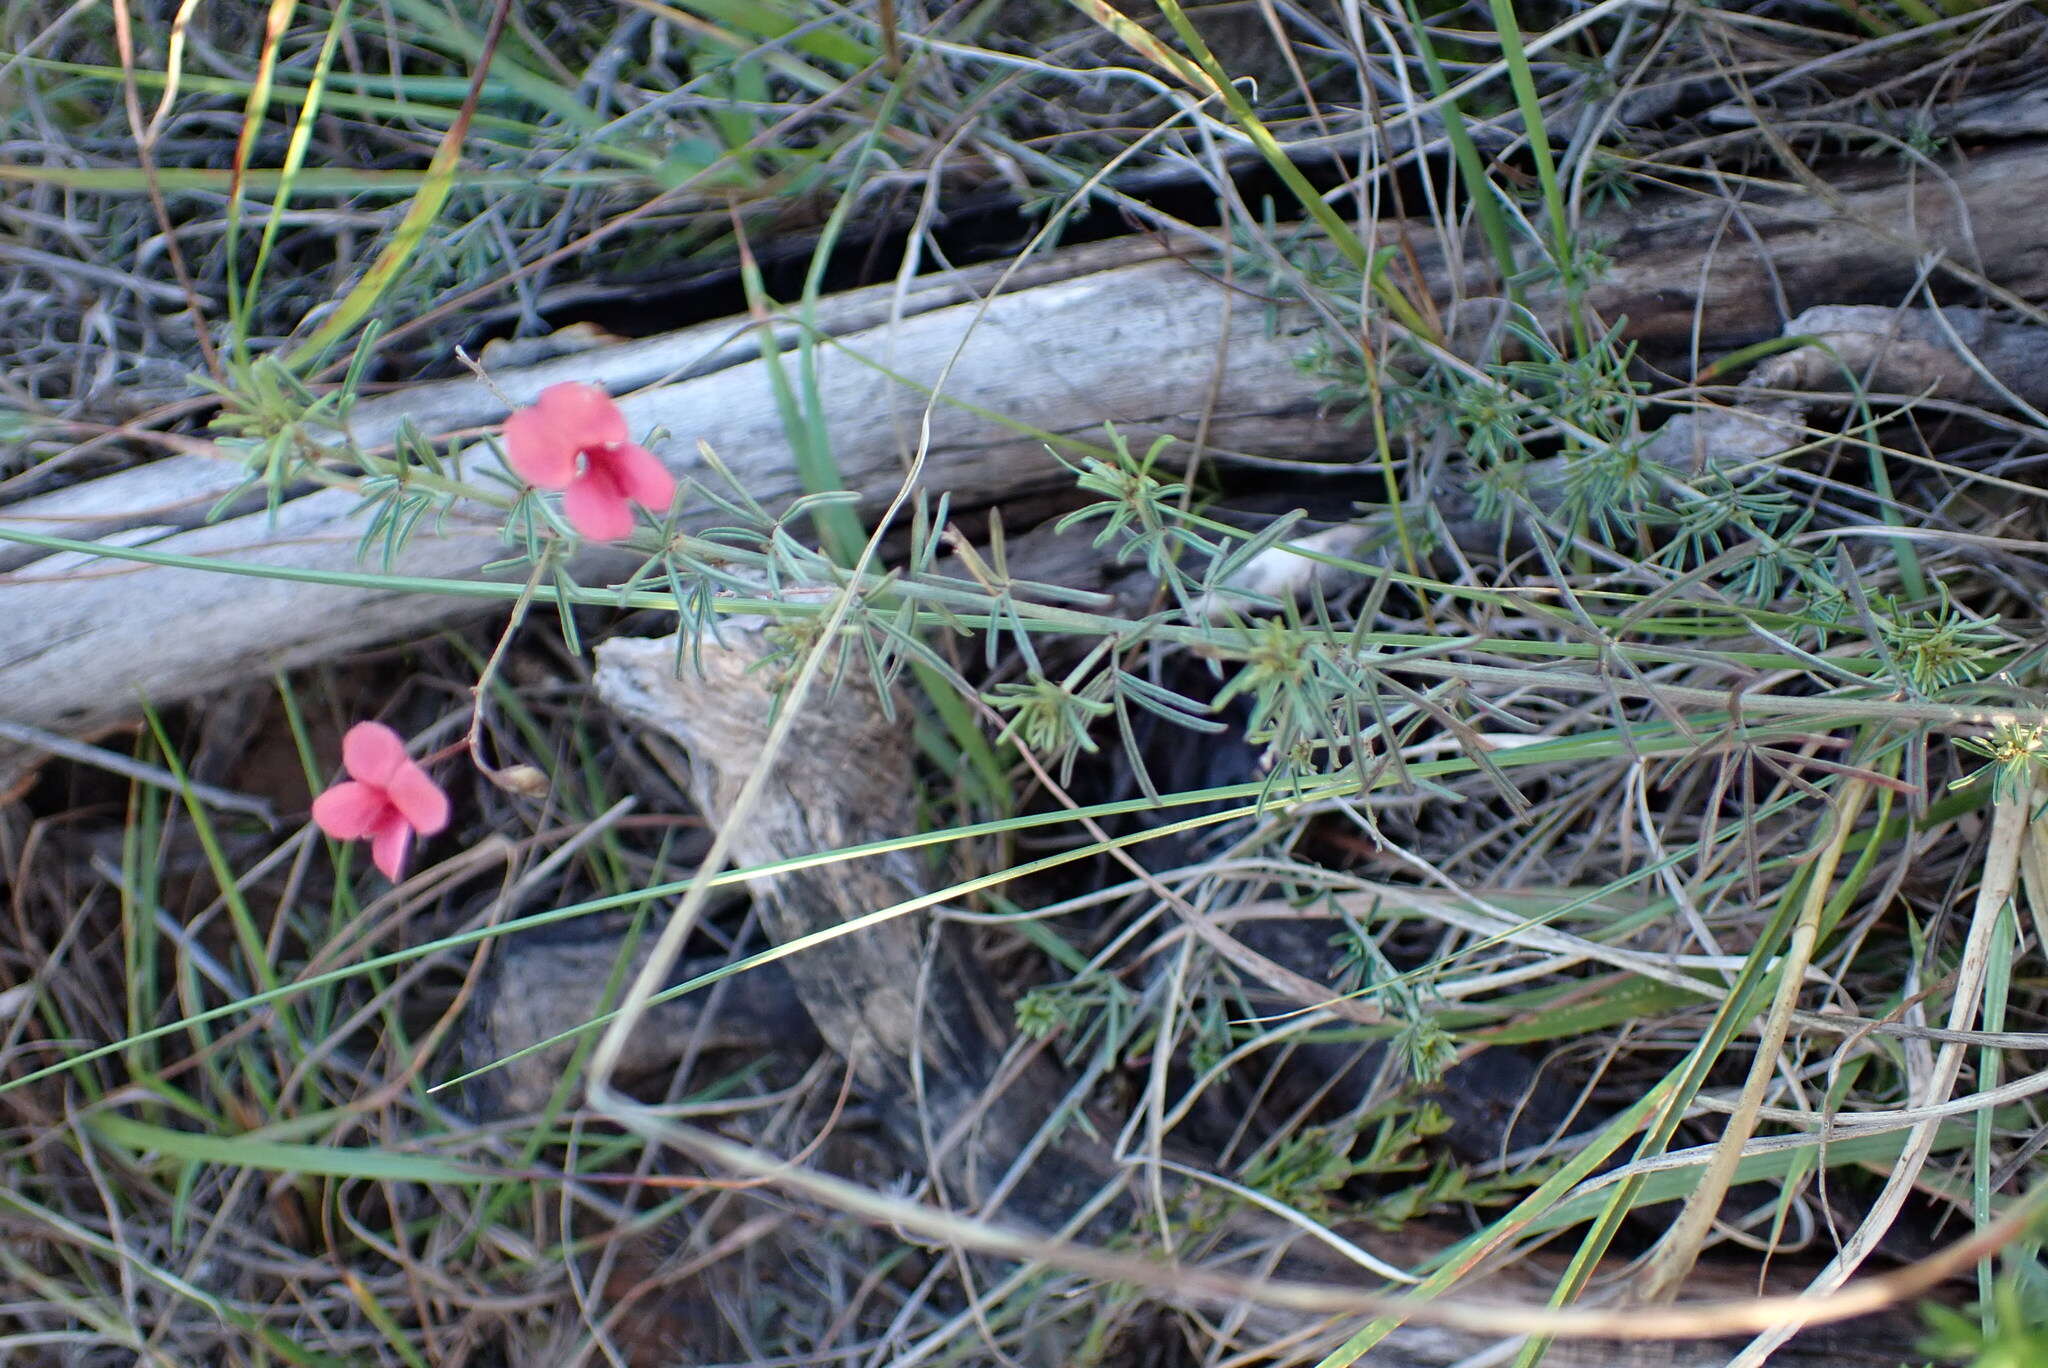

{"left": 459, "top": 940, "right": 816, "bottom": 1117}
{"left": 0, "top": 236, "right": 1181, "bottom": 572}
{"left": 8, "top": 142, "right": 2048, "bottom": 760}
{"left": 0, "top": 235, "right": 1331, "bottom": 762}
{"left": 591, "top": 621, "right": 1115, "bottom": 1222}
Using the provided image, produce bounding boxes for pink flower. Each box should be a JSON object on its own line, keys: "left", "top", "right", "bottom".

{"left": 311, "top": 722, "right": 450, "bottom": 880}
{"left": 501, "top": 382, "right": 675, "bottom": 541}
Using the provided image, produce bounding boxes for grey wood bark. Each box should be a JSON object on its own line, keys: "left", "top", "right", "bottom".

{"left": 6, "top": 141, "right": 2048, "bottom": 761}
{"left": 591, "top": 622, "right": 1118, "bottom": 1224}
{"left": 0, "top": 239, "right": 1334, "bottom": 756}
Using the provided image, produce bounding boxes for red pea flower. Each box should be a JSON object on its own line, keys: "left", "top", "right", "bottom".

{"left": 501, "top": 382, "right": 675, "bottom": 541}
{"left": 311, "top": 722, "right": 450, "bottom": 881}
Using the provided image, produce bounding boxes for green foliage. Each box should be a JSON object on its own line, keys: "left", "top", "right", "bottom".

{"left": 1239, "top": 1099, "right": 1553, "bottom": 1231}
{"left": 1364, "top": 1146, "right": 1553, "bottom": 1230}
{"left": 1647, "top": 470, "right": 1808, "bottom": 601}
{"left": 1351, "top": 1100, "right": 1553, "bottom": 1230}
{"left": 1392, "top": 1013, "right": 1461, "bottom": 1091}
{"left": 1052, "top": 424, "right": 1216, "bottom": 594}
{"left": 1184, "top": 994, "right": 1237, "bottom": 1081}
{"left": 196, "top": 351, "right": 359, "bottom": 508}
{"left": 987, "top": 658, "right": 1116, "bottom": 779}
{"left": 12, "top": 1, "right": 2047, "bottom": 1360}
{"left": 353, "top": 418, "right": 472, "bottom": 570}
{"left": 1331, "top": 915, "right": 1456, "bottom": 1087}
{"left": 1920, "top": 1264, "right": 2048, "bottom": 1367}
{"left": 1579, "top": 145, "right": 1643, "bottom": 216}
{"left": 1876, "top": 588, "right": 2005, "bottom": 693}
{"left": 1242, "top": 1124, "right": 1364, "bottom": 1217}
{"left": 1212, "top": 618, "right": 1330, "bottom": 757}
{"left": 1952, "top": 723, "right": 2048, "bottom": 805}
{"left": 1511, "top": 231, "right": 1615, "bottom": 304}
{"left": 1013, "top": 973, "right": 1137, "bottom": 1069}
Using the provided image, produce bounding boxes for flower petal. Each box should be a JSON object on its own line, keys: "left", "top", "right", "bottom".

{"left": 312, "top": 780, "right": 389, "bottom": 840}
{"left": 534, "top": 382, "right": 628, "bottom": 447}
{"left": 561, "top": 471, "right": 636, "bottom": 541}
{"left": 341, "top": 722, "right": 409, "bottom": 787}
{"left": 503, "top": 405, "right": 577, "bottom": 490}
{"left": 601, "top": 442, "right": 675, "bottom": 514}
{"left": 384, "top": 760, "right": 450, "bottom": 836}
{"left": 369, "top": 812, "right": 414, "bottom": 881}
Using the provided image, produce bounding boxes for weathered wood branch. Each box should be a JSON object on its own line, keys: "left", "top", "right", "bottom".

{"left": 459, "top": 940, "right": 816, "bottom": 1117}
{"left": 0, "top": 236, "right": 1331, "bottom": 755}
{"left": 6, "top": 142, "right": 2048, "bottom": 755}
{"left": 592, "top": 622, "right": 1113, "bottom": 1222}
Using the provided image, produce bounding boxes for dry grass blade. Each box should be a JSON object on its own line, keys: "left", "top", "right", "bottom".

{"left": 1637, "top": 779, "right": 1875, "bottom": 1301}
{"left": 1728, "top": 778, "right": 2035, "bottom": 1366}
{"left": 648, "top": 1111, "right": 2048, "bottom": 1340}
{"left": 9, "top": 1, "right": 2048, "bottom": 1362}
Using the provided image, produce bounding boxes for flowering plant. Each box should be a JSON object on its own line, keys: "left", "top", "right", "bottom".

{"left": 310, "top": 722, "right": 451, "bottom": 880}
{"left": 502, "top": 382, "right": 675, "bottom": 541}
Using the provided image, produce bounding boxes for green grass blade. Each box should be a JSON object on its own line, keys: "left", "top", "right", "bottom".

{"left": 86, "top": 1110, "right": 479, "bottom": 1182}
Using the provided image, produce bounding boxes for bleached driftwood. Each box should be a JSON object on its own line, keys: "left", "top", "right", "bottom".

{"left": 0, "top": 236, "right": 1189, "bottom": 568}
{"left": 0, "top": 235, "right": 1337, "bottom": 756}
{"left": 593, "top": 621, "right": 1115, "bottom": 1225}
{"left": 8, "top": 141, "right": 2048, "bottom": 754}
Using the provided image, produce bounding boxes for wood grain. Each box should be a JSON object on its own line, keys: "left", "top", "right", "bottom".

{"left": 7, "top": 143, "right": 2048, "bottom": 764}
